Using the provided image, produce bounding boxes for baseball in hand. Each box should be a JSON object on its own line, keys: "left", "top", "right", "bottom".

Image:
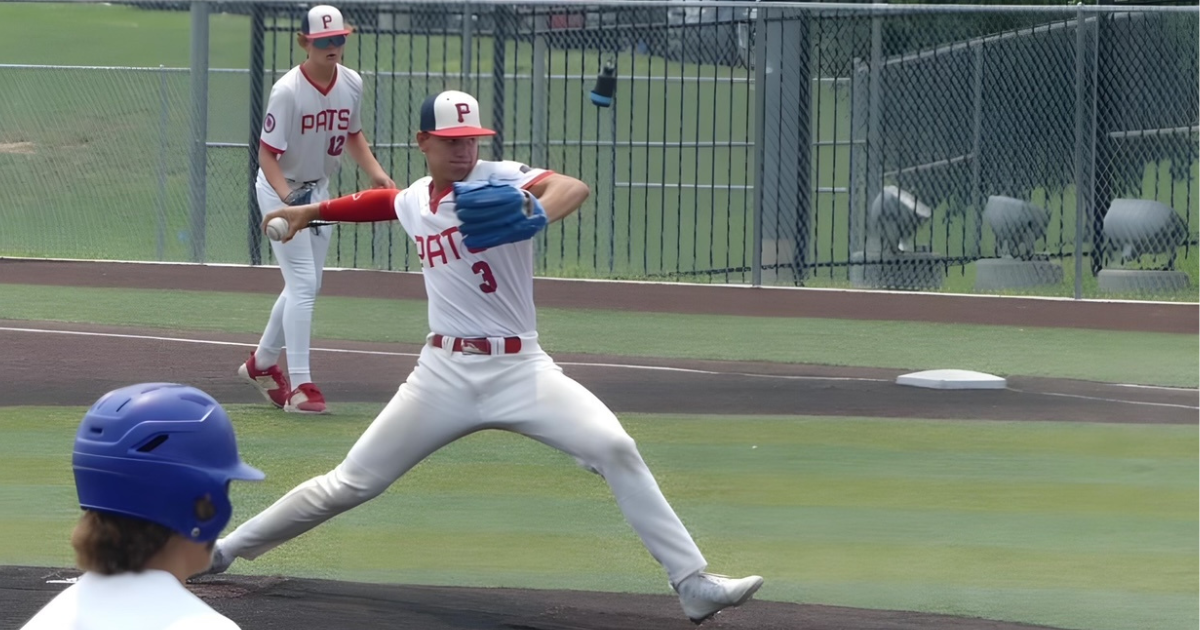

{"left": 265, "top": 217, "right": 289, "bottom": 242}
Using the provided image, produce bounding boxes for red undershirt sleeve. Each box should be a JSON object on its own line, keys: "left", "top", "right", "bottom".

{"left": 318, "top": 189, "right": 401, "bottom": 223}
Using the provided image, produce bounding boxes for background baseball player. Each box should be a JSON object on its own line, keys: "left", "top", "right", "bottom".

{"left": 21, "top": 383, "right": 264, "bottom": 630}
{"left": 239, "top": 4, "right": 395, "bottom": 415}
{"left": 203, "top": 90, "right": 763, "bottom": 625}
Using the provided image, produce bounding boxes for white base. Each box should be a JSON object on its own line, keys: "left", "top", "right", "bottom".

{"left": 896, "top": 369, "right": 1008, "bottom": 390}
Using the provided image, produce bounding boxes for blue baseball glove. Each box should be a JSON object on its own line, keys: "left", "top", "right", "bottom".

{"left": 283, "top": 183, "right": 321, "bottom": 234}
{"left": 453, "top": 178, "right": 547, "bottom": 250}
{"left": 283, "top": 182, "right": 316, "bottom": 206}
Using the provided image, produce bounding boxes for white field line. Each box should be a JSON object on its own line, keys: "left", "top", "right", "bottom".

{"left": 0, "top": 326, "right": 876, "bottom": 382}
{"left": 2, "top": 326, "right": 1196, "bottom": 410}
{"left": 1007, "top": 388, "right": 1199, "bottom": 411}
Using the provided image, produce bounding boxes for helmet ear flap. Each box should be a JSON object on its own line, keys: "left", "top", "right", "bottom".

{"left": 194, "top": 494, "right": 217, "bottom": 522}
{"left": 186, "top": 481, "right": 234, "bottom": 541}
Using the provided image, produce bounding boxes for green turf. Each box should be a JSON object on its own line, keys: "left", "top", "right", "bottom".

{"left": 1, "top": 405, "right": 1195, "bottom": 630}
{"left": 1, "top": 282, "right": 1196, "bottom": 386}
{"left": 3, "top": 2, "right": 1195, "bottom": 299}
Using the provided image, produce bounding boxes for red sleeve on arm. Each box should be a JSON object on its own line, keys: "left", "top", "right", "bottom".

{"left": 318, "top": 189, "right": 401, "bottom": 223}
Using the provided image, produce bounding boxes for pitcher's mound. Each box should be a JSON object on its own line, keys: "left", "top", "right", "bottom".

{"left": 2, "top": 566, "right": 1064, "bottom": 629}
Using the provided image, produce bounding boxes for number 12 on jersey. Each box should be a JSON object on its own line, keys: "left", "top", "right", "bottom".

{"left": 327, "top": 135, "right": 346, "bottom": 156}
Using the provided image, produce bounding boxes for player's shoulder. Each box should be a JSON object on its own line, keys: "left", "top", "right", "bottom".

{"left": 17, "top": 584, "right": 79, "bottom": 629}
{"left": 474, "top": 160, "right": 544, "bottom": 180}
{"left": 269, "top": 66, "right": 303, "bottom": 92}
{"left": 166, "top": 611, "right": 241, "bottom": 630}
{"left": 275, "top": 65, "right": 304, "bottom": 85}
{"left": 338, "top": 65, "right": 364, "bottom": 89}
{"left": 397, "top": 176, "right": 433, "bottom": 205}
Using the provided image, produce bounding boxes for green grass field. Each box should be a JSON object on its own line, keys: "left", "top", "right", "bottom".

{"left": 1, "top": 283, "right": 1196, "bottom": 386}
{"left": 2, "top": 3, "right": 1195, "bottom": 299}
{"left": 2, "top": 404, "right": 1195, "bottom": 630}
{"left": 1, "top": 274, "right": 1196, "bottom": 629}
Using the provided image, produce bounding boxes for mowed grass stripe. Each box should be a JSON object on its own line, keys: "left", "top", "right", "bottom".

{"left": 1, "top": 405, "right": 1195, "bottom": 630}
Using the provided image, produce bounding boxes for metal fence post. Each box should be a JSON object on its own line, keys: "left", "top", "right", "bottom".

{"left": 1074, "top": 7, "right": 1099, "bottom": 299}
{"left": 532, "top": 34, "right": 547, "bottom": 169}
{"left": 1090, "top": 2, "right": 1113, "bottom": 278}
{"left": 609, "top": 97, "right": 617, "bottom": 274}
{"left": 849, "top": 60, "right": 865, "bottom": 263}
{"left": 247, "top": 2, "right": 265, "bottom": 266}
{"left": 970, "top": 43, "right": 984, "bottom": 258}
{"left": 188, "top": 0, "right": 210, "bottom": 264}
{"left": 491, "top": 6, "right": 507, "bottom": 161}
{"left": 751, "top": 6, "right": 767, "bottom": 287}
{"left": 1073, "top": 8, "right": 1086, "bottom": 299}
{"left": 865, "top": 8, "right": 883, "bottom": 267}
{"left": 752, "top": 7, "right": 810, "bottom": 287}
{"left": 462, "top": 3, "right": 473, "bottom": 89}
{"left": 156, "top": 64, "right": 168, "bottom": 262}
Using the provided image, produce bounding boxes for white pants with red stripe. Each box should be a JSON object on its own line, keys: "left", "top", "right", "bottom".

{"left": 253, "top": 177, "right": 332, "bottom": 388}
{"left": 218, "top": 334, "right": 710, "bottom": 586}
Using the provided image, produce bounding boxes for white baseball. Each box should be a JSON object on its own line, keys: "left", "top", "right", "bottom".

{"left": 265, "top": 217, "right": 289, "bottom": 242}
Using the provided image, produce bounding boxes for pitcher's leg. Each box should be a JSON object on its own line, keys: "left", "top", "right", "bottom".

{"left": 309, "top": 184, "right": 333, "bottom": 295}
{"left": 253, "top": 184, "right": 289, "bottom": 368}
{"left": 507, "top": 361, "right": 707, "bottom": 585}
{"left": 221, "top": 369, "right": 476, "bottom": 561}
{"left": 277, "top": 230, "right": 320, "bottom": 387}
{"left": 254, "top": 290, "right": 288, "bottom": 368}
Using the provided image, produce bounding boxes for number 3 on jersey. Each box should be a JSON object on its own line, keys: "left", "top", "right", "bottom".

{"left": 327, "top": 135, "right": 346, "bottom": 156}
{"left": 472, "top": 261, "right": 497, "bottom": 293}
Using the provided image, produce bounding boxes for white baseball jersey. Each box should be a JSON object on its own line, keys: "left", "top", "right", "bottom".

{"left": 258, "top": 64, "right": 363, "bottom": 185}
{"left": 20, "top": 570, "right": 240, "bottom": 630}
{"left": 392, "top": 160, "right": 553, "bottom": 338}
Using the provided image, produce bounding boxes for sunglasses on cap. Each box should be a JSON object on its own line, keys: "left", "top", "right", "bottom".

{"left": 312, "top": 34, "right": 347, "bottom": 49}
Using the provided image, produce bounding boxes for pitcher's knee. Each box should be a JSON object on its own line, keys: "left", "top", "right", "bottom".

{"left": 317, "top": 463, "right": 389, "bottom": 511}
{"left": 576, "top": 431, "right": 644, "bottom": 476}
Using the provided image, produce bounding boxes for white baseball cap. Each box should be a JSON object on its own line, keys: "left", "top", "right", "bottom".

{"left": 419, "top": 90, "right": 496, "bottom": 138}
{"left": 302, "top": 5, "right": 351, "bottom": 38}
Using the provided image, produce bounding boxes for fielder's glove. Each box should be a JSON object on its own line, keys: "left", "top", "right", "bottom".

{"left": 453, "top": 178, "right": 547, "bottom": 250}
{"left": 283, "top": 183, "right": 316, "bottom": 207}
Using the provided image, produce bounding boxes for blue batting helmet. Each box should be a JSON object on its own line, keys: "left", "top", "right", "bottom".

{"left": 72, "top": 383, "right": 265, "bottom": 542}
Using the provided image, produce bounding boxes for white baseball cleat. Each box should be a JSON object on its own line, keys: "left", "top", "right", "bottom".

{"left": 674, "top": 572, "right": 764, "bottom": 624}
{"left": 193, "top": 542, "right": 235, "bottom": 578}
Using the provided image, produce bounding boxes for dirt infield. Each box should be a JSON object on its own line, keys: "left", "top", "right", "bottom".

{"left": 1, "top": 321, "right": 1196, "bottom": 423}
{"left": 1, "top": 566, "right": 1066, "bottom": 630}
{"left": 1, "top": 260, "right": 1196, "bottom": 629}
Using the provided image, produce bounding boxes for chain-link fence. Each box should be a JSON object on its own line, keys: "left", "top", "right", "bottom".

{"left": 1, "top": 1, "right": 1196, "bottom": 299}
{"left": 846, "top": 6, "right": 1198, "bottom": 297}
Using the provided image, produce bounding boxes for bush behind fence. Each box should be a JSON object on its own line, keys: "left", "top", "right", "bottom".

{"left": 0, "top": 0, "right": 1196, "bottom": 300}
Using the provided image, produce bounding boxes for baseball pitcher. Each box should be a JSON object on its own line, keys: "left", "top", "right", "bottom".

{"left": 204, "top": 90, "right": 763, "bottom": 625}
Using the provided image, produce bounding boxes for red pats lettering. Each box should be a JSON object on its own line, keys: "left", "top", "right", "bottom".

{"left": 441, "top": 226, "right": 461, "bottom": 260}
{"left": 426, "top": 233, "right": 448, "bottom": 268}
{"left": 415, "top": 235, "right": 425, "bottom": 263}
{"left": 455, "top": 103, "right": 471, "bottom": 123}
{"left": 322, "top": 15, "right": 333, "bottom": 29}
{"left": 300, "top": 109, "right": 350, "bottom": 134}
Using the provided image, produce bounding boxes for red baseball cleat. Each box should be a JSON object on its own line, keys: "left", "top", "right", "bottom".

{"left": 237, "top": 352, "right": 290, "bottom": 409}
{"left": 285, "top": 382, "right": 328, "bottom": 414}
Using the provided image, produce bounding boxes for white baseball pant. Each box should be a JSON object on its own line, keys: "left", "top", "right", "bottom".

{"left": 253, "top": 178, "right": 332, "bottom": 387}
{"left": 219, "top": 335, "right": 710, "bottom": 586}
